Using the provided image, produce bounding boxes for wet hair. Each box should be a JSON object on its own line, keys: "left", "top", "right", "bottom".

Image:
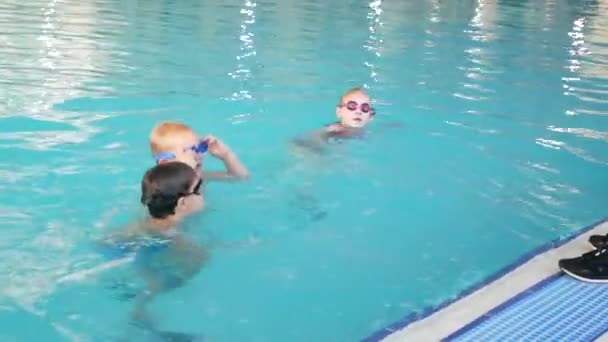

{"left": 339, "top": 87, "right": 369, "bottom": 104}
{"left": 149, "top": 121, "right": 195, "bottom": 154}
{"left": 141, "top": 162, "right": 198, "bottom": 218}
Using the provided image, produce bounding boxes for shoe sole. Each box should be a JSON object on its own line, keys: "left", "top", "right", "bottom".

{"left": 560, "top": 266, "right": 608, "bottom": 284}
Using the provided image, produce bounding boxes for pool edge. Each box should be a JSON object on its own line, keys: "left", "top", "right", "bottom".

{"left": 362, "top": 217, "right": 608, "bottom": 342}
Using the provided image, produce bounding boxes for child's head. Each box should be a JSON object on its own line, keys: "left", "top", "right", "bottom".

{"left": 149, "top": 122, "right": 206, "bottom": 176}
{"left": 141, "top": 161, "right": 204, "bottom": 220}
{"left": 336, "top": 87, "right": 374, "bottom": 128}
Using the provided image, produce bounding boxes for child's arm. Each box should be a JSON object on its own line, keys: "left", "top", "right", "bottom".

{"left": 202, "top": 136, "right": 249, "bottom": 181}
{"left": 291, "top": 132, "right": 326, "bottom": 153}
{"left": 96, "top": 221, "right": 144, "bottom": 249}
{"left": 290, "top": 124, "right": 342, "bottom": 154}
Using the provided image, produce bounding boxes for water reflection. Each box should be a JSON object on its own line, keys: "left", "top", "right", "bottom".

{"left": 3, "top": 1, "right": 85, "bottom": 109}
{"left": 227, "top": 0, "right": 257, "bottom": 101}
{"left": 578, "top": 0, "right": 608, "bottom": 81}
{"left": 562, "top": 1, "right": 608, "bottom": 116}
{"left": 0, "top": 0, "right": 107, "bottom": 147}
{"left": 566, "top": 17, "right": 587, "bottom": 73}
{"left": 550, "top": 1, "right": 608, "bottom": 165}
{"left": 429, "top": 0, "right": 441, "bottom": 23}
{"left": 363, "top": 0, "right": 383, "bottom": 90}
{"left": 455, "top": 0, "right": 499, "bottom": 111}
{"left": 548, "top": 126, "right": 608, "bottom": 142}
{"left": 470, "top": 0, "right": 498, "bottom": 41}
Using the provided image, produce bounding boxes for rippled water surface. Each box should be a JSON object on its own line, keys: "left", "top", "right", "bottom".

{"left": 1, "top": 0, "right": 608, "bottom": 341}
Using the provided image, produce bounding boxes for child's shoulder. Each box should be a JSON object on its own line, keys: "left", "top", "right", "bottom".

{"left": 323, "top": 122, "right": 364, "bottom": 140}
{"left": 324, "top": 122, "right": 346, "bottom": 132}
{"left": 322, "top": 122, "right": 348, "bottom": 138}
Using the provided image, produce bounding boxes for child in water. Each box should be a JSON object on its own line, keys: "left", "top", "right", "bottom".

{"left": 325, "top": 87, "right": 375, "bottom": 136}
{"left": 292, "top": 87, "right": 375, "bottom": 152}
{"left": 284, "top": 88, "right": 376, "bottom": 224}
{"left": 150, "top": 121, "right": 249, "bottom": 183}
{"left": 98, "top": 162, "right": 207, "bottom": 324}
{"left": 90, "top": 121, "right": 250, "bottom": 338}
{"left": 118, "top": 120, "right": 246, "bottom": 288}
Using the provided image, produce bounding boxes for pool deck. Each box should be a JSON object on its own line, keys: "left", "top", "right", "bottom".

{"left": 368, "top": 218, "right": 608, "bottom": 342}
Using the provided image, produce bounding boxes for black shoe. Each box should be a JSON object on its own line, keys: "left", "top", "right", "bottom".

{"left": 589, "top": 234, "right": 608, "bottom": 249}
{"left": 559, "top": 248, "right": 608, "bottom": 283}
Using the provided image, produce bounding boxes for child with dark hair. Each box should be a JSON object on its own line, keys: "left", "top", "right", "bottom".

{"left": 98, "top": 162, "right": 207, "bottom": 326}
{"left": 140, "top": 161, "right": 204, "bottom": 224}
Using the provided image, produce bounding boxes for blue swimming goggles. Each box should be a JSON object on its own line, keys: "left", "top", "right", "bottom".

{"left": 153, "top": 140, "right": 208, "bottom": 162}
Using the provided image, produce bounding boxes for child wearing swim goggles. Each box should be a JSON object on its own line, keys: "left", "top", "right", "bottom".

{"left": 291, "top": 87, "right": 375, "bottom": 152}
{"left": 149, "top": 121, "right": 249, "bottom": 183}
{"left": 329, "top": 87, "right": 375, "bottom": 133}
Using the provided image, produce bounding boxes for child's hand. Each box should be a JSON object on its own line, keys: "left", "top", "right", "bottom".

{"left": 201, "top": 135, "right": 248, "bottom": 180}
{"left": 204, "top": 135, "right": 232, "bottom": 159}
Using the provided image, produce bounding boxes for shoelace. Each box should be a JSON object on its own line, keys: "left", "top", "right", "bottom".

{"left": 582, "top": 247, "right": 608, "bottom": 260}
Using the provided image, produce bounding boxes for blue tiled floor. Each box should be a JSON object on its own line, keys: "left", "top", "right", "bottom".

{"left": 446, "top": 275, "right": 608, "bottom": 342}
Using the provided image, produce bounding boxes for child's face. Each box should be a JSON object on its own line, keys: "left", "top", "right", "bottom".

{"left": 159, "top": 131, "right": 204, "bottom": 177}
{"left": 336, "top": 91, "right": 374, "bottom": 128}
{"left": 176, "top": 178, "right": 205, "bottom": 216}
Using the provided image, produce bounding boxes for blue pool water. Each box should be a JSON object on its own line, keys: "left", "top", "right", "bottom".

{"left": 1, "top": 0, "right": 608, "bottom": 340}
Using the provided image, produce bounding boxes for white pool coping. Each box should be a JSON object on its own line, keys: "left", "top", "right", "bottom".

{"left": 379, "top": 219, "right": 608, "bottom": 342}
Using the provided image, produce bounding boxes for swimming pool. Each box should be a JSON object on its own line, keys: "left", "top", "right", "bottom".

{"left": 1, "top": 0, "right": 607, "bottom": 340}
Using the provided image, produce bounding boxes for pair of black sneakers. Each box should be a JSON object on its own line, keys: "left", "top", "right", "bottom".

{"left": 559, "top": 233, "right": 608, "bottom": 283}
